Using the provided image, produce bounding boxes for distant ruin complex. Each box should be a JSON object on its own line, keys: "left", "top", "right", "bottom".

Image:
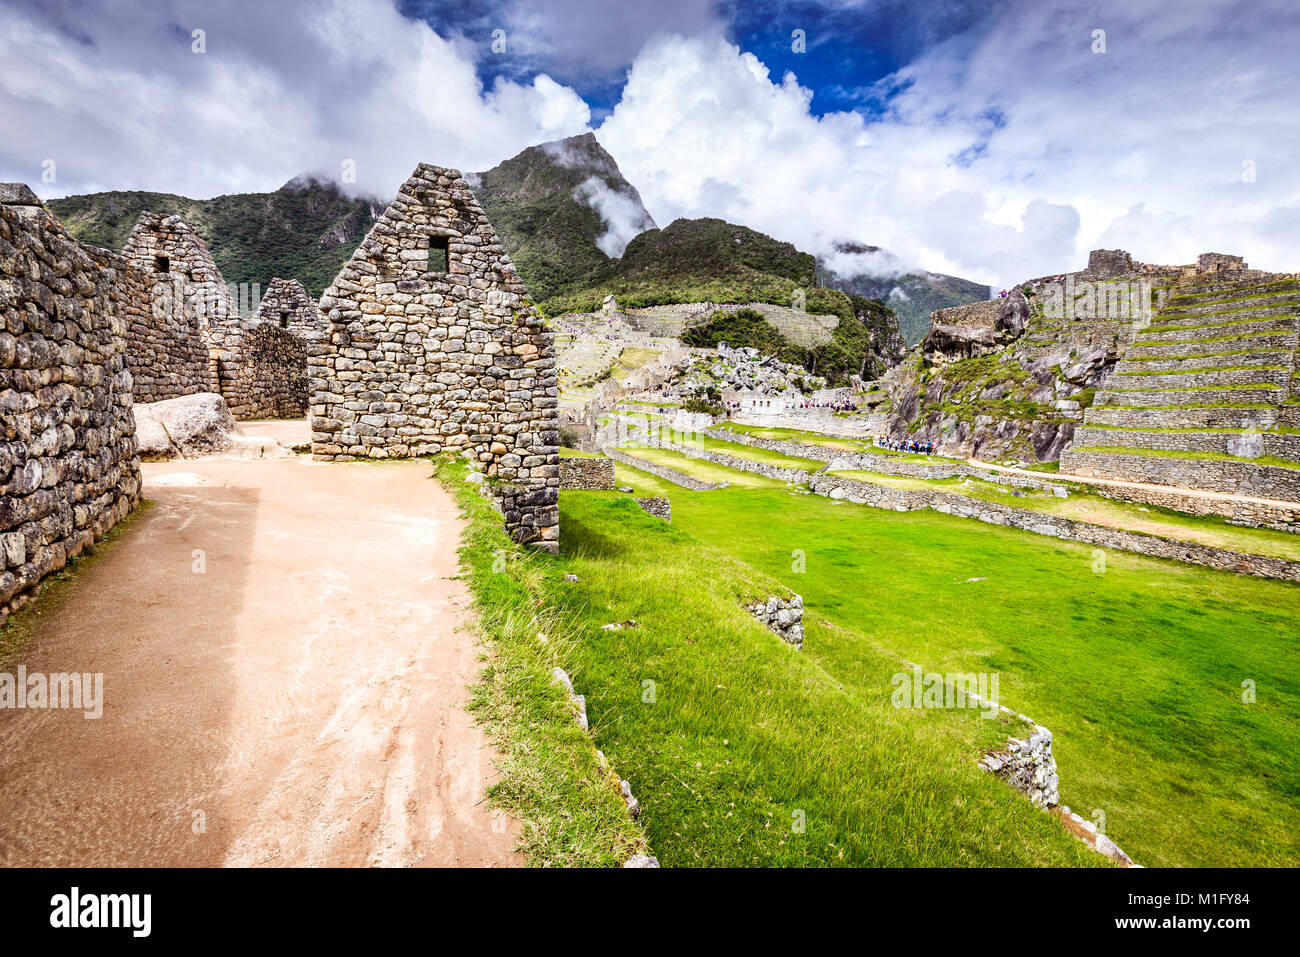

{"left": 310, "top": 163, "right": 560, "bottom": 551}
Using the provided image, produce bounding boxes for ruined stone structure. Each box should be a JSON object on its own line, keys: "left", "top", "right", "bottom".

{"left": 256, "top": 278, "right": 325, "bottom": 338}
{"left": 310, "top": 163, "right": 559, "bottom": 551}
{"left": 121, "top": 214, "right": 307, "bottom": 419}
{"left": 0, "top": 187, "right": 140, "bottom": 624}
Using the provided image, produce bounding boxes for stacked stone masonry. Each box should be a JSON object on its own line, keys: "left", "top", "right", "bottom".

{"left": 0, "top": 190, "right": 141, "bottom": 624}
{"left": 560, "top": 456, "right": 616, "bottom": 490}
{"left": 120, "top": 213, "right": 306, "bottom": 419}
{"left": 1061, "top": 274, "right": 1300, "bottom": 501}
{"left": 634, "top": 496, "right": 671, "bottom": 522}
{"left": 603, "top": 446, "right": 728, "bottom": 490}
{"left": 256, "top": 278, "right": 325, "bottom": 338}
{"left": 310, "top": 164, "right": 559, "bottom": 551}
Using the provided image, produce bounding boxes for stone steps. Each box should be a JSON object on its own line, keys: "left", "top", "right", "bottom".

{"left": 1059, "top": 448, "right": 1300, "bottom": 500}
{"left": 1127, "top": 334, "right": 1297, "bottom": 358}
{"left": 1157, "top": 291, "right": 1300, "bottom": 319}
{"left": 1164, "top": 279, "right": 1300, "bottom": 307}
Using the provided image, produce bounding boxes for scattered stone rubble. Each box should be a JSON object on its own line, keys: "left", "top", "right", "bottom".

{"left": 745, "top": 594, "right": 804, "bottom": 649}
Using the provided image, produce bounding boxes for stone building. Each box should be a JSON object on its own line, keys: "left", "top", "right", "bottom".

{"left": 0, "top": 185, "right": 141, "bottom": 624}
{"left": 121, "top": 213, "right": 307, "bottom": 419}
{"left": 256, "top": 278, "right": 325, "bottom": 338}
{"left": 309, "top": 163, "right": 559, "bottom": 551}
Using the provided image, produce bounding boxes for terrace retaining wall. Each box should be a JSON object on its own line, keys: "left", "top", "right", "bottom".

{"left": 809, "top": 473, "right": 1300, "bottom": 583}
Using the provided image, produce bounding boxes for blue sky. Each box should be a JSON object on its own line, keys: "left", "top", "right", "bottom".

{"left": 2, "top": 0, "right": 1299, "bottom": 287}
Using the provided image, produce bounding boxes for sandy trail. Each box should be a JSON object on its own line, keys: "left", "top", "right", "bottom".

{"left": 0, "top": 424, "right": 519, "bottom": 867}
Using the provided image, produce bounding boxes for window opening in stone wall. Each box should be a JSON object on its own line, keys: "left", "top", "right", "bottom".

{"left": 280, "top": 312, "right": 290, "bottom": 328}
{"left": 155, "top": 256, "right": 170, "bottom": 273}
{"left": 428, "top": 236, "right": 449, "bottom": 274}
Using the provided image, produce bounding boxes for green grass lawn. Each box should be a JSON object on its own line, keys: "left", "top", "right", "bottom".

{"left": 672, "top": 434, "right": 825, "bottom": 472}
{"left": 605, "top": 462, "right": 1300, "bottom": 867}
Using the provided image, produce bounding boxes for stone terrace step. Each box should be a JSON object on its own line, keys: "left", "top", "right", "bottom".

{"left": 1116, "top": 350, "right": 1292, "bottom": 373}
{"left": 1164, "top": 279, "right": 1300, "bottom": 307}
{"left": 1134, "top": 315, "right": 1297, "bottom": 342}
{"left": 1158, "top": 289, "right": 1300, "bottom": 316}
{"left": 1073, "top": 426, "right": 1300, "bottom": 459}
{"left": 1059, "top": 448, "right": 1300, "bottom": 501}
{"left": 1084, "top": 405, "right": 1284, "bottom": 430}
{"left": 1109, "top": 367, "right": 1292, "bottom": 391}
{"left": 1099, "top": 385, "right": 1288, "bottom": 407}
{"left": 1148, "top": 303, "right": 1300, "bottom": 328}
{"left": 1126, "top": 334, "right": 1298, "bottom": 359}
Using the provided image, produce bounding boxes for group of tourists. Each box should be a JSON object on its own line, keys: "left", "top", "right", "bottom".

{"left": 876, "top": 437, "right": 937, "bottom": 455}
{"left": 797, "top": 400, "right": 857, "bottom": 412}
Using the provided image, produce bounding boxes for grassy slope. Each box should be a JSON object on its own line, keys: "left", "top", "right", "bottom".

{"left": 608, "top": 462, "right": 1299, "bottom": 868}
{"left": 440, "top": 456, "right": 1095, "bottom": 866}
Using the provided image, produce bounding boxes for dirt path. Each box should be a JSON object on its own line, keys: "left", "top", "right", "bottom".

{"left": 0, "top": 425, "right": 519, "bottom": 867}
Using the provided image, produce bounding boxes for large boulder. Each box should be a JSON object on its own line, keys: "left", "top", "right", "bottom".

{"left": 132, "top": 393, "right": 288, "bottom": 461}
{"left": 996, "top": 289, "right": 1030, "bottom": 340}
{"left": 922, "top": 322, "right": 999, "bottom": 361}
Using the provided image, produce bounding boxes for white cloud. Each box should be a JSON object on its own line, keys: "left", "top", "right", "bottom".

{"left": 597, "top": 2, "right": 1300, "bottom": 288}
{"left": 0, "top": 0, "right": 591, "bottom": 200}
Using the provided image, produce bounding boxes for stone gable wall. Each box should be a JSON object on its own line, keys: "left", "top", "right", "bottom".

{"left": 219, "top": 321, "right": 308, "bottom": 419}
{"left": 0, "top": 197, "right": 141, "bottom": 624}
{"left": 85, "top": 244, "right": 214, "bottom": 403}
{"left": 310, "top": 163, "right": 559, "bottom": 551}
{"left": 256, "top": 278, "right": 324, "bottom": 338}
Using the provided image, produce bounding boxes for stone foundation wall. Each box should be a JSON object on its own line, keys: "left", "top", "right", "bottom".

{"left": 729, "top": 408, "right": 884, "bottom": 436}
{"left": 0, "top": 195, "right": 141, "bottom": 624}
{"left": 1061, "top": 448, "right": 1300, "bottom": 501}
{"left": 649, "top": 439, "right": 811, "bottom": 484}
{"left": 1087, "top": 481, "right": 1300, "bottom": 533}
{"left": 809, "top": 473, "right": 1300, "bottom": 582}
{"left": 311, "top": 163, "right": 559, "bottom": 551}
{"left": 560, "top": 456, "right": 616, "bottom": 490}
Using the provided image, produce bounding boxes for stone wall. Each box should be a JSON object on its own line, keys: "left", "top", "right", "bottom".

{"left": 647, "top": 439, "right": 811, "bottom": 484}
{"left": 809, "top": 473, "right": 1300, "bottom": 583}
{"left": 1063, "top": 448, "right": 1300, "bottom": 502}
{"left": 0, "top": 190, "right": 141, "bottom": 624}
{"left": 87, "top": 245, "right": 215, "bottom": 404}
{"left": 255, "top": 278, "right": 324, "bottom": 338}
{"left": 121, "top": 212, "right": 306, "bottom": 420}
{"left": 729, "top": 408, "right": 885, "bottom": 437}
{"left": 219, "top": 321, "right": 308, "bottom": 419}
{"left": 560, "top": 456, "right": 616, "bottom": 490}
{"left": 603, "top": 446, "right": 728, "bottom": 490}
{"left": 634, "top": 496, "right": 671, "bottom": 522}
{"left": 1087, "top": 481, "right": 1300, "bottom": 534}
{"left": 310, "top": 163, "right": 559, "bottom": 551}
